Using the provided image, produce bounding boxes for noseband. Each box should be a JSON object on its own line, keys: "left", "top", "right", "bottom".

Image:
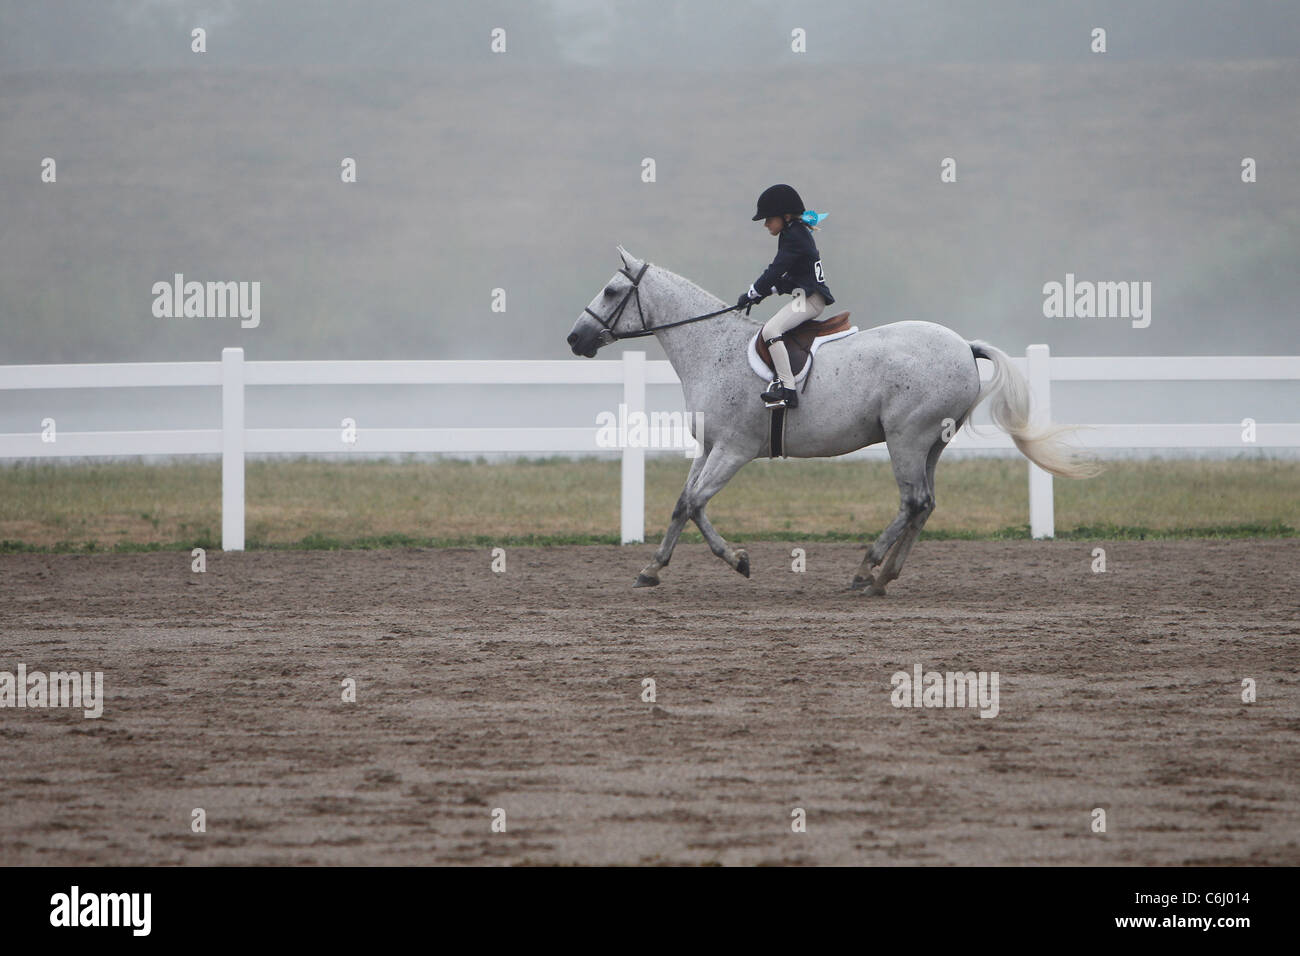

{"left": 584, "top": 261, "right": 740, "bottom": 342}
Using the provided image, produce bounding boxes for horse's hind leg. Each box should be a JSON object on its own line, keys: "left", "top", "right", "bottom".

{"left": 849, "top": 435, "right": 936, "bottom": 592}
{"left": 864, "top": 500, "right": 933, "bottom": 596}
{"left": 849, "top": 507, "right": 911, "bottom": 591}
{"left": 635, "top": 452, "right": 707, "bottom": 587}
{"left": 859, "top": 437, "right": 944, "bottom": 596}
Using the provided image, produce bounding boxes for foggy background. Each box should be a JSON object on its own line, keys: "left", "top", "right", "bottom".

{"left": 2, "top": 0, "right": 1298, "bottom": 451}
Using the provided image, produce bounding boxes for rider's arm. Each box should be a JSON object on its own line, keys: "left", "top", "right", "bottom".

{"left": 751, "top": 230, "right": 801, "bottom": 298}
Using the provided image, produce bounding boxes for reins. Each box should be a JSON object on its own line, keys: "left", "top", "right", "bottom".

{"left": 584, "top": 262, "right": 742, "bottom": 341}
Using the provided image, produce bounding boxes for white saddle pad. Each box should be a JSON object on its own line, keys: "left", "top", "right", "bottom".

{"left": 747, "top": 326, "right": 859, "bottom": 382}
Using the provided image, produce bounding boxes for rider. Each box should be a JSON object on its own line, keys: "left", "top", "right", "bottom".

{"left": 737, "top": 184, "right": 834, "bottom": 409}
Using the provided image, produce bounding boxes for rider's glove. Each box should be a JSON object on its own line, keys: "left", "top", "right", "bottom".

{"left": 736, "top": 286, "right": 763, "bottom": 314}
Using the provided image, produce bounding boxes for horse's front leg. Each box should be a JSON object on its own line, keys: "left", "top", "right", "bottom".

{"left": 693, "top": 510, "right": 749, "bottom": 578}
{"left": 634, "top": 452, "right": 707, "bottom": 587}
{"left": 685, "top": 445, "right": 756, "bottom": 578}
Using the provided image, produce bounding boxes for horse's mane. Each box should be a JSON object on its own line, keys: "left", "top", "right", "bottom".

{"left": 654, "top": 262, "right": 763, "bottom": 328}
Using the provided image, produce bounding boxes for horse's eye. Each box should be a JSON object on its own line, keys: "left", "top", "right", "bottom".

{"left": 603, "top": 287, "right": 617, "bottom": 297}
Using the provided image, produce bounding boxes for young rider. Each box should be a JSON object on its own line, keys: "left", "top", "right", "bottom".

{"left": 736, "top": 184, "right": 834, "bottom": 409}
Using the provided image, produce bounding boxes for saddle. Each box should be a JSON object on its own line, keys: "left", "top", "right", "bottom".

{"left": 756, "top": 311, "right": 851, "bottom": 377}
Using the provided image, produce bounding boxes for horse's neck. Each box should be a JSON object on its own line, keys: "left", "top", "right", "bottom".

{"left": 647, "top": 275, "right": 753, "bottom": 386}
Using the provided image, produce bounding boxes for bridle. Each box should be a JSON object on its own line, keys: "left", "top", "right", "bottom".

{"left": 584, "top": 261, "right": 740, "bottom": 342}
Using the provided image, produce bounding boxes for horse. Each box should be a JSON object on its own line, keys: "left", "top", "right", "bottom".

{"left": 567, "top": 246, "right": 1099, "bottom": 595}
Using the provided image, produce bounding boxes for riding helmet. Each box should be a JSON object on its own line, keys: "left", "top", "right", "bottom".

{"left": 752, "top": 184, "right": 805, "bottom": 221}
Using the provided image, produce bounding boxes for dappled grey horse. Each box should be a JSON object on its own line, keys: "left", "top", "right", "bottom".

{"left": 567, "top": 246, "right": 1098, "bottom": 595}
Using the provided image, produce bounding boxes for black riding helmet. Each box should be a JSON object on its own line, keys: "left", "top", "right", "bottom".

{"left": 752, "top": 183, "right": 805, "bottom": 221}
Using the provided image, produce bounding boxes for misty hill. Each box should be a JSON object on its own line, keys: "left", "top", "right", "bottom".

{"left": 2, "top": 58, "right": 1298, "bottom": 364}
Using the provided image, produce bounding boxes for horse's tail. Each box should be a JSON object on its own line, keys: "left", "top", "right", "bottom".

{"left": 967, "top": 341, "right": 1103, "bottom": 479}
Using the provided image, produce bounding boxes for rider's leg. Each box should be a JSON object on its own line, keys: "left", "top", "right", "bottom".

{"left": 767, "top": 337, "right": 797, "bottom": 386}
{"left": 761, "top": 292, "right": 827, "bottom": 385}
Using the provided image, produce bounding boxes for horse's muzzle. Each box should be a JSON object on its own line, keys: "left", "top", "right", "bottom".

{"left": 568, "top": 330, "right": 600, "bottom": 358}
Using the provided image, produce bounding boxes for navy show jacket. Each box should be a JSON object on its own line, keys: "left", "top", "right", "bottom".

{"left": 751, "top": 220, "right": 834, "bottom": 305}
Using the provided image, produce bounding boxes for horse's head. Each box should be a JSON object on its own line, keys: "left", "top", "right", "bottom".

{"left": 567, "top": 245, "right": 649, "bottom": 357}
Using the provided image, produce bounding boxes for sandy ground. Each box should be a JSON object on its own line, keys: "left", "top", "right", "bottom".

{"left": 0, "top": 539, "right": 1297, "bottom": 866}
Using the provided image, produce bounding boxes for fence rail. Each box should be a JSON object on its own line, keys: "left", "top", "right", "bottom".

{"left": 2, "top": 346, "right": 1297, "bottom": 549}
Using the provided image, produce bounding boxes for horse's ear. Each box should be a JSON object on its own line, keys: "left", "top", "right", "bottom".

{"left": 615, "top": 244, "right": 640, "bottom": 271}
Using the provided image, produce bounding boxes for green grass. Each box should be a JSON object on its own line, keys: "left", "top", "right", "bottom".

{"left": 0, "top": 456, "right": 1295, "bottom": 553}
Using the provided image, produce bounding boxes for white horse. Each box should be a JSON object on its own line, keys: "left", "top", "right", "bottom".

{"left": 567, "top": 246, "right": 1098, "bottom": 595}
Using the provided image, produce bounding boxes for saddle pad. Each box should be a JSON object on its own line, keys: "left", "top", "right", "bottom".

{"left": 747, "top": 326, "right": 859, "bottom": 382}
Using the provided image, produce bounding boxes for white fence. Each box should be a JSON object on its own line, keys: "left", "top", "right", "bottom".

{"left": 1, "top": 346, "right": 1298, "bottom": 549}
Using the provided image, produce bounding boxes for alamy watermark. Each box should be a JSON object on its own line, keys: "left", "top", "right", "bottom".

{"left": 596, "top": 404, "right": 702, "bottom": 458}
{"left": 0, "top": 664, "right": 103, "bottom": 718}
{"left": 1043, "top": 273, "right": 1151, "bottom": 328}
{"left": 890, "top": 662, "right": 999, "bottom": 718}
{"left": 49, "top": 886, "right": 150, "bottom": 936}
{"left": 152, "top": 273, "right": 260, "bottom": 328}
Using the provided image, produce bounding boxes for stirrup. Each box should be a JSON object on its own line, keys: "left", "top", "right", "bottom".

{"left": 761, "top": 380, "right": 798, "bottom": 409}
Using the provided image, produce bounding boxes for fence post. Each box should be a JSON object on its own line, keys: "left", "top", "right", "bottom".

{"left": 222, "top": 347, "right": 245, "bottom": 551}
{"left": 1025, "top": 344, "right": 1054, "bottom": 539}
{"left": 621, "top": 350, "right": 646, "bottom": 544}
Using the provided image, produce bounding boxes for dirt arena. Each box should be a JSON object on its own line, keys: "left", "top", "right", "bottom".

{"left": 1, "top": 539, "right": 1297, "bottom": 866}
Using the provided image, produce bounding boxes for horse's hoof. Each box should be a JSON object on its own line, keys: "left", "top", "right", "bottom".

{"left": 735, "top": 550, "right": 750, "bottom": 578}
{"left": 848, "top": 575, "right": 870, "bottom": 591}
{"left": 864, "top": 584, "right": 888, "bottom": 597}
{"left": 634, "top": 573, "right": 660, "bottom": 588}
